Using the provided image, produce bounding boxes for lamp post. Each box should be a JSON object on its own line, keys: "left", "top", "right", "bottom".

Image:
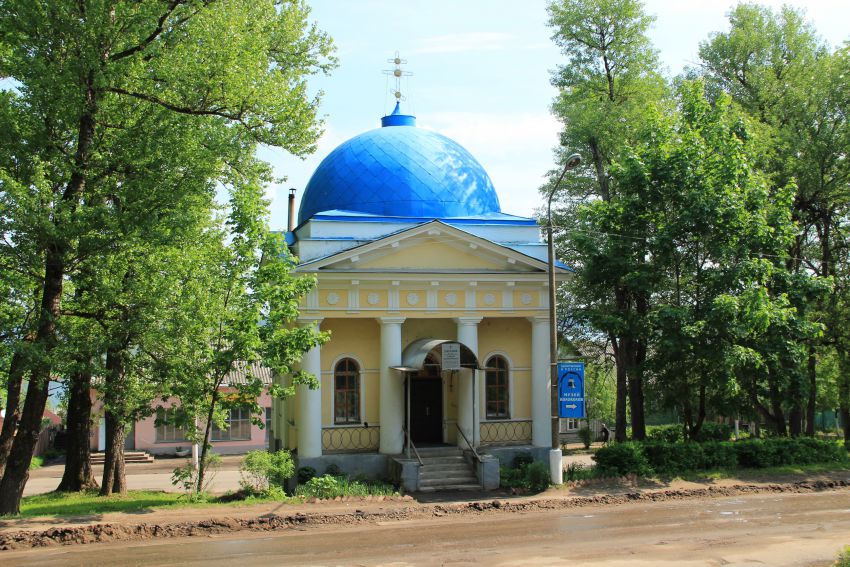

{"left": 546, "top": 153, "right": 582, "bottom": 485}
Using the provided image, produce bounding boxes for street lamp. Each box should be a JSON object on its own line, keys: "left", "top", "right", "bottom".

{"left": 546, "top": 153, "right": 581, "bottom": 485}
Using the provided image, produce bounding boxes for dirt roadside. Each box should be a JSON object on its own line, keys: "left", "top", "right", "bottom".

{"left": 2, "top": 470, "right": 849, "bottom": 552}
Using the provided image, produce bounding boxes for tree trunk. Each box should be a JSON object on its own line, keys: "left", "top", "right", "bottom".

{"left": 611, "top": 336, "right": 628, "bottom": 443}
{"left": 57, "top": 369, "right": 97, "bottom": 492}
{"left": 628, "top": 339, "right": 647, "bottom": 441}
{"left": 805, "top": 347, "right": 816, "bottom": 436}
{"left": 0, "top": 349, "right": 27, "bottom": 479}
{"left": 767, "top": 368, "right": 787, "bottom": 436}
{"left": 99, "top": 411, "right": 126, "bottom": 496}
{"left": 0, "top": 79, "right": 96, "bottom": 516}
{"left": 0, "top": 248, "right": 65, "bottom": 516}
{"left": 839, "top": 353, "right": 850, "bottom": 450}
{"left": 195, "top": 386, "right": 220, "bottom": 493}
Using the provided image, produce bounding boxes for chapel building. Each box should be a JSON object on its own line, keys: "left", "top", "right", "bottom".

{"left": 270, "top": 102, "right": 569, "bottom": 491}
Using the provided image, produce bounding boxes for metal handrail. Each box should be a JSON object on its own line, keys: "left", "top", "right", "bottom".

{"left": 455, "top": 423, "right": 481, "bottom": 462}
{"left": 403, "top": 427, "right": 423, "bottom": 465}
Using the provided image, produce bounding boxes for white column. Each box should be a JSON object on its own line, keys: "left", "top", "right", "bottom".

{"left": 455, "top": 317, "right": 482, "bottom": 449}
{"left": 379, "top": 317, "right": 406, "bottom": 454}
{"left": 297, "top": 317, "right": 323, "bottom": 459}
{"left": 529, "top": 316, "right": 550, "bottom": 447}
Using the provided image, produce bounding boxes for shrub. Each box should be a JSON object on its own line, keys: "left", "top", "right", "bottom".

{"left": 700, "top": 441, "right": 738, "bottom": 469}
{"left": 295, "top": 474, "right": 397, "bottom": 499}
{"left": 297, "top": 465, "right": 317, "bottom": 484}
{"left": 564, "top": 462, "right": 593, "bottom": 482}
{"left": 512, "top": 452, "right": 534, "bottom": 469}
{"left": 171, "top": 453, "right": 221, "bottom": 497}
{"left": 734, "top": 439, "right": 782, "bottom": 468}
{"left": 835, "top": 546, "right": 850, "bottom": 567}
{"left": 692, "top": 423, "right": 732, "bottom": 442}
{"left": 646, "top": 425, "right": 684, "bottom": 443}
{"left": 500, "top": 456, "right": 552, "bottom": 492}
{"left": 324, "top": 463, "right": 343, "bottom": 476}
{"left": 239, "top": 450, "right": 294, "bottom": 494}
{"left": 593, "top": 442, "right": 653, "bottom": 477}
{"left": 642, "top": 442, "right": 705, "bottom": 476}
{"left": 577, "top": 427, "right": 593, "bottom": 449}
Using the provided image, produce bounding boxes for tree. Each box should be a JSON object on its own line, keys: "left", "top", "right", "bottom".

{"left": 547, "top": 0, "right": 666, "bottom": 441}
{"left": 698, "top": 3, "right": 850, "bottom": 437}
{"left": 163, "top": 175, "right": 327, "bottom": 493}
{"left": 0, "top": 0, "right": 335, "bottom": 515}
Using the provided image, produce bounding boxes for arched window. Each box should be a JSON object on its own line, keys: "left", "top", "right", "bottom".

{"left": 334, "top": 358, "right": 360, "bottom": 424}
{"left": 485, "top": 355, "right": 510, "bottom": 419}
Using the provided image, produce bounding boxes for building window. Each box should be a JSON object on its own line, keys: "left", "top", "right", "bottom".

{"left": 485, "top": 355, "right": 510, "bottom": 419}
{"left": 155, "top": 407, "right": 188, "bottom": 443}
{"left": 212, "top": 407, "right": 252, "bottom": 441}
{"left": 265, "top": 407, "right": 272, "bottom": 442}
{"left": 560, "top": 418, "right": 580, "bottom": 433}
{"left": 334, "top": 358, "right": 361, "bottom": 424}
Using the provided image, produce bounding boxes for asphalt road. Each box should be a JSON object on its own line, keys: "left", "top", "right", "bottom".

{"left": 6, "top": 489, "right": 849, "bottom": 566}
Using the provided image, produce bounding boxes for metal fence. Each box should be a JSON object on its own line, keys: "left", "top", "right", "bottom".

{"left": 479, "top": 420, "right": 533, "bottom": 445}
{"left": 321, "top": 426, "right": 380, "bottom": 453}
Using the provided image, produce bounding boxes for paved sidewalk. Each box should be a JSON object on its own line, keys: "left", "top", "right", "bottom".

{"left": 24, "top": 455, "right": 245, "bottom": 496}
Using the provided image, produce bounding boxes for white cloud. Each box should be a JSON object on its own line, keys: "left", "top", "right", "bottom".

{"left": 414, "top": 32, "right": 515, "bottom": 54}
{"left": 419, "top": 111, "right": 562, "bottom": 217}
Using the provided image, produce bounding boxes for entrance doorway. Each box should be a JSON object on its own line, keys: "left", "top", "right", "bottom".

{"left": 409, "top": 354, "right": 443, "bottom": 444}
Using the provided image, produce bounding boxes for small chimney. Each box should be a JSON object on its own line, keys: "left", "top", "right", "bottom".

{"left": 287, "top": 188, "right": 296, "bottom": 232}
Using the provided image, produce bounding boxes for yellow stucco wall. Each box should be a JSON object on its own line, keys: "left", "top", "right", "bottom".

{"left": 479, "top": 317, "right": 532, "bottom": 420}
{"left": 356, "top": 241, "right": 511, "bottom": 271}
{"left": 320, "top": 318, "right": 381, "bottom": 427}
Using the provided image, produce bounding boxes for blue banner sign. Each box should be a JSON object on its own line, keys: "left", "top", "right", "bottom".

{"left": 558, "top": 362, "right": 586, "bottom": 419}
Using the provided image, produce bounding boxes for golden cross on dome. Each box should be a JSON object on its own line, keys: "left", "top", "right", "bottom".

{"left": 383, "top": 50, "right": 413, "bottom": 101}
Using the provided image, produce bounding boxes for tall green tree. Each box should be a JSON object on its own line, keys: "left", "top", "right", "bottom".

{"left": 0, "top": 0, "right": 335, "bottom": 515}
{"left": 162, "top": 175, "right": 327, "bottom": 493}
{"left": 547, "top": 0, "right": 666, "bottom": 440}
{"left": 698, "top": 3, "right": 850, "bottom": 437}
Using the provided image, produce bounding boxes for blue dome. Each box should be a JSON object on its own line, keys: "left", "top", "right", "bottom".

{"left": 298, "top": 106, "right": 501, "bottom": 223}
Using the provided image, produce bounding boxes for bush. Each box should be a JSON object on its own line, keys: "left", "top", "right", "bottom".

{"left": 700, "top": 441, "right": 738, "bottom": 469}
{"left": 171, "top": 453, "right": 221, "bottom": 497}
{"left": 500, "top": 456, "right": 552, "bottom": 492}
{"left": 577, "top": 427, "right": 593, "bottom": 449}
{"left": 692, "top": 423, "right": 732, "bottom": 442}
{"left": 642, "top": 442, "right": 705, "bottom": 476}
{"left": 592, "top": 442, "right": 653, "bottom": 477}
{"left": 239, "top": 450, "right": 294, "bottom": 494}
{"left": 564, "top": 462, "right": 593, "bottom": 482}
{"left": 512, "top": 452, "right": 534, "bottom": 469}
{"left": 297, "top": 466, "right": 317, "bottom": 484}
{"left": 835, "top": 546, "right": 850, "bottom": 567}
{"left": 295, "top": 474, "right": 397, "bottom": 499}
{"left": 646, "top": 425, "right": 684, "bottom": 443}
{"left": 324, "top": 463, "right": 343, "bottom": 476}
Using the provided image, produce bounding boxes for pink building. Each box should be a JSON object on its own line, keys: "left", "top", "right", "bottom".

{"left": 90, "top": 363, "right": 273, "bottom": 456}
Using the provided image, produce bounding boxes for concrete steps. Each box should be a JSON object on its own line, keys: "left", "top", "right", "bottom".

{"left": 416, "top": 447, "right": 480, "bottom": 492}
{"left": 90, "top": 451, "right": 155, "bottom": 464}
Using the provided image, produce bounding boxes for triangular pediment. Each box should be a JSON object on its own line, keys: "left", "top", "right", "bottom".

{"left": 297, "top": 221, "right": 558, "bottom": 274}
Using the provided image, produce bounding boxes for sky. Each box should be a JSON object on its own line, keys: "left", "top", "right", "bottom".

{"left": 266, "top": 0, "right": 850, "bottom": 228}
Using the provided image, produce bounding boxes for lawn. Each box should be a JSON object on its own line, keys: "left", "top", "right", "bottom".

{"left": 19, "top": 490, "right": 188, "bottom": 518}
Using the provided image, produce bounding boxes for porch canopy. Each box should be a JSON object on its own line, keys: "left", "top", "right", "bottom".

{"left": 391, "top": 338, "right": 481, "bottom": 372}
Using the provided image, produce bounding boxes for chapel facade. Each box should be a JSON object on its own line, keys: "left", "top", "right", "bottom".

{"left": 269, "top": 102, "right": 569, "bottom": 491}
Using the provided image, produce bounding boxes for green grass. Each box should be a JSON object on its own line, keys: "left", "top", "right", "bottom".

{"left": 28, "top": 456, "right": 44, "bottom": 470}
{"left": 19, "top": 490, "right": 187, "bottom": 518}
{"left": 669, "top": 461, "right": 850, "bottom": 482}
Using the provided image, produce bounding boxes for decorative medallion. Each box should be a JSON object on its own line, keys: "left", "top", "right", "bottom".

{"left": 445, "top": 292, "right": 457, "bottom": 306}
{"left": 367, "top": 292, "right": 380, "bottom": 306}
{"left": 483, "top": 293, "right": 496, "bottom": 306}
{"left": 521, "top": 293, "right": 533, "bottom": 306}
{"left": 326, "top": 292, "right": 340, "bottom": 305}
{"left": 406, "top": 292, "right": 420, "bottom": 306}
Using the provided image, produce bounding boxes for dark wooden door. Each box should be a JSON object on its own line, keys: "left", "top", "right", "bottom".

{"left": 411, "top": 378, "right": 443, "bottom": 444}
